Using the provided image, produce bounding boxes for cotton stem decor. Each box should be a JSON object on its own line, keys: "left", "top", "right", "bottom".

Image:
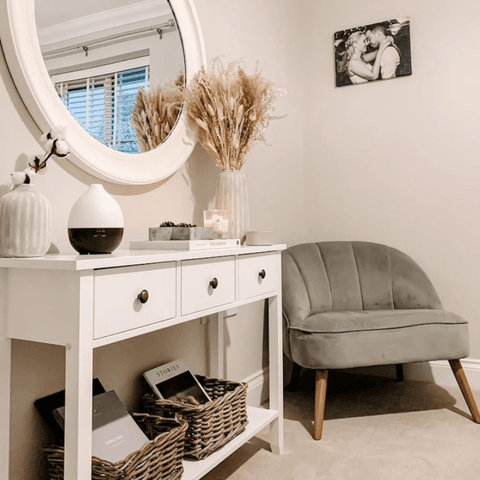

{"left": 12, "top": 127, "right": 69, "bottom": 185}
{"left": 185, "top": 58, "right": 285, "bottom": 171}
{"left": 130, "top": 74, "right": 184, "bottom": 152}
{"left": 0, "top": 127, "right": 69, "bottom": 257}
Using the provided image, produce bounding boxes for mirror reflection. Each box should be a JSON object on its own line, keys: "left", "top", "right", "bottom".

{"left": 35, "top": 0, "right": 185, "bottom": 154}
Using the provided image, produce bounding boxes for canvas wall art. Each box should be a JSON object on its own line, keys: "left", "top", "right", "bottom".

{"left": 334, "top": 17, "right": 412, "bottom": 87}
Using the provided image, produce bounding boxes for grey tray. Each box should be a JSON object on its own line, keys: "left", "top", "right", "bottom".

{"left": 149, "top": 227, "right": 214, "bottom": 241}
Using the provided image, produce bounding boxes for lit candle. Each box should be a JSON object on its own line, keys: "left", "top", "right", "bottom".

{"left": 212, "top": 214, "right": 223, "bottom": 233}
{"left": 204, "top": 209, "right": 229, "bottom": 236}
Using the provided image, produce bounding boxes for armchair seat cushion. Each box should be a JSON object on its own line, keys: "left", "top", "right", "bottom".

{"left": 288, "top": 309, "right": 469, "bottom": 370}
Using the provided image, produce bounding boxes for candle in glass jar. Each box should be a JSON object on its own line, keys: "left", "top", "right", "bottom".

{"left": 204, "top": 209, "right": 229, "bottom": 235}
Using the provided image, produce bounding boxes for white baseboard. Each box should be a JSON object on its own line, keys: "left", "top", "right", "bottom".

{"left": 242, "top": 358, "right": 480, "bottom": 407}
{"left": 244, "top": 367, "right": 269, "bottom": 407}
{"left": 345, "top": 358, "right": 480, "bottom": 391}
{"left": 404, "top": 358, "right": 480, "bottom": 390}
{"left": 243, "top": 358, "right": 296, "bottom": 407}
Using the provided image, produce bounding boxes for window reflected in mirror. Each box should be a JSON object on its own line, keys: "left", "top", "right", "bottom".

{"left": 35, "top": 0, "right": 186, "bottom": 154}
{"left": 54, "top": 62, "right": 150, "bottom": 153}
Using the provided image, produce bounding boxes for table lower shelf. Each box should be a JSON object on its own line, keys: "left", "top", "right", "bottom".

{"left": 182, "top": 406, "right": 279, "bottom": 480}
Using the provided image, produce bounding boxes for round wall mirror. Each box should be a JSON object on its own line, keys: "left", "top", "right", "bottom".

{"left": 0, "top": 0, "right": 206, "bottom": 185}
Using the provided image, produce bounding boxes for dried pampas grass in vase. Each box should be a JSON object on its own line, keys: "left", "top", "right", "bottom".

{"left": 185, "top": 58, "right": 284, "bottom": 171}
{"left": 185, "top": 58, "right": 285, "bottom": 241}
{"left": 130, "top": 74, "right": 185, "bottom": 152}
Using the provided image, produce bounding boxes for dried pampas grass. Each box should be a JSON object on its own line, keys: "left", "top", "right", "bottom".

{"left": 130, "top": 74, "right": 184, "bottom": 152}
{"left": 185, "top": 59, "right": 285, "bottom": 171}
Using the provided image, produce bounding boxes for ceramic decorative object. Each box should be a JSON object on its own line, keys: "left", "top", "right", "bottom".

{"left": 0, "top": 127, "right": 68, "bottom": 258}
{"left": 245, "top": 231, "right": 273, "bottom": 246}
{"left": 0, "top": 184, "right": 51, "bottom": 257}
{"left": 68, "top": 184, "right": 124, "bottom": 254}
{"left": 215, "top": 170, "right": 249, "bottom": 241}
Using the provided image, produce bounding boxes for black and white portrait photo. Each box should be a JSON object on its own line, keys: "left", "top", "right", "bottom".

{"left": 334, "top": 18, "right": 412, "bottom": 87}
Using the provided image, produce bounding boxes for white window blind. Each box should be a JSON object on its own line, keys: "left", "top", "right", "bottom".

{"left": 53, "top": 60, "right": 150, "bottom": 154}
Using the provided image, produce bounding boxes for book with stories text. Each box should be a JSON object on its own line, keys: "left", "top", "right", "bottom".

{"left": 143, "top": 360, "right": 211, "bottom": 405}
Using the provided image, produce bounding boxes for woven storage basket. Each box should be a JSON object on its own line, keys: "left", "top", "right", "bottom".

{"left": 143, "top": 375, "right": 248, "bottom": 460}
{"left": 44, "top": 414, "right": 188, "bottom": 480}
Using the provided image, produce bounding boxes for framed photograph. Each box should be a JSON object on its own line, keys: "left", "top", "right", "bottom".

{"left": 334, "top": 17, "right": 412, "bottom": 87}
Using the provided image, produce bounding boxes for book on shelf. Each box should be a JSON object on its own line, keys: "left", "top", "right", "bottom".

{"left": 53, "top": 390, "right": 149, "bottom": 463}
{"left": 130, "top": 238, "right": 241, "bottom": 251}
{"left": 34, "top": 378, "right": 106, "bottom": 441}
{"left": 143, "top": 359, "right": 211, "bottom": 405}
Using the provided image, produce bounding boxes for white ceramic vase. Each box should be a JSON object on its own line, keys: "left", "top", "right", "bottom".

{"left": 0, "top": 184, "right": 51, "bottom": 257}
{"left": 68, "top": 184, "right": 124, "bottom": 254}
{"left": 215, "top": 170, "right": 250, "bottom": 241}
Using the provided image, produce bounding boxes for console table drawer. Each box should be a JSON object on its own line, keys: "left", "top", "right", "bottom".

{"left": 181, "top": 257, "right": 235, "bottom": 315}
{"left": 94, "top": 263, "right": 176, "bottom": 339}
{"left": 238, "top": 253, "right": 277, "bottom": 301}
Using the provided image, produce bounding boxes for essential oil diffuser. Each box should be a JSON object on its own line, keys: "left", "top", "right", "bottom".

{"left": 68, "top": 184, "right": 124, "bottom": 254}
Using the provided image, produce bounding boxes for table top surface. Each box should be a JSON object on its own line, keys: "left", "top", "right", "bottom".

{"left": 0, "top": 244, "right": 287, "bottom": 270}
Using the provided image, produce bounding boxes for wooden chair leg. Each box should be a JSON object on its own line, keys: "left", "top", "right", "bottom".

{"left": 288, "top": 362, "right": 303, "bottom": 392}
{"left": 449, "top": 359, "right": 480, "bottom": 423}
{"left": 314, "top": 369, "right": 328, "bottom": 440}
{"left": 395, "top": 364, "right": 404, "bottom": 382}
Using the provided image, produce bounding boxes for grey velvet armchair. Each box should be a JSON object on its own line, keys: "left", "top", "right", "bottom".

{"left": 282, "top": 241, "right": 480, "bottom": 440}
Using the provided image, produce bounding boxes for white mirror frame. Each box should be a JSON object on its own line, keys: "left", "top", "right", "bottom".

{"left": 0, "top": 0, "right": 206, "bottom": 186}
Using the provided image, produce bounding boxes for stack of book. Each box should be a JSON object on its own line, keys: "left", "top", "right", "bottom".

{"left": 130, "top": 238, "right": 241, "bottom": 251}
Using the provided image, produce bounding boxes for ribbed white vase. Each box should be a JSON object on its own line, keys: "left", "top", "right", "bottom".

{"left": 0, "top": 184, "right": 51, "bottom": 257}
{"left": 215, "top": 170, "right": 250, "bottom": 241}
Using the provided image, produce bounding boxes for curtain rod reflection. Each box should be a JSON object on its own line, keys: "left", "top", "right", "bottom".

{"left": 42, "top": 19, "right": 176, "bottom": 58}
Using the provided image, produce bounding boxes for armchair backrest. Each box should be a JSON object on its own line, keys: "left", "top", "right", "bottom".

{"left": 282, "top": 241, "right": 442, "bottom": 327}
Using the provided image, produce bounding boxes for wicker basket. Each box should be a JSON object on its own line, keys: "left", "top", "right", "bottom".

{"left": 143, "top": 375, "right": 248, "bottom": 460}
{"left": 44, "top": 414, "right": 188, "bottom": 480}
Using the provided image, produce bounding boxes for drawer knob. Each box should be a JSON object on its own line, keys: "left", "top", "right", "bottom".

{"left": 259, "top": 269, "right": 266, "bottom": 279}
{"left": 209, "top": 277, "right": 219, "bottom": 289}
{"left": 137, "top": 290, "right": 149, "bottom": 304}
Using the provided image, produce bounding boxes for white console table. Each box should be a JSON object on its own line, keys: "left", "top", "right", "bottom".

{"left": 0, "top": 245, "right": 285, "bottom": 480}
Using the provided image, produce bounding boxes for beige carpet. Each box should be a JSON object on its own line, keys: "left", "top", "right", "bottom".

{"left": 202, "top": 370, "right": 480, "bottom": 480}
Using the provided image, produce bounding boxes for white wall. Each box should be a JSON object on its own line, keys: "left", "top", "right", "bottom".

{"left": 5, "top": 0, "right": 480, "bottom": 477}
{"left": 302, "top": 0, "right": 480, "bottom": 359}
{"left": 2, "top": 1, "right": 306, "bottom": 478}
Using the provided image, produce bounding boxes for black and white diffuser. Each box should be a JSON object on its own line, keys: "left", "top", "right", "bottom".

{"left": 68, "top": 184, "right": 124, "bottom": 254}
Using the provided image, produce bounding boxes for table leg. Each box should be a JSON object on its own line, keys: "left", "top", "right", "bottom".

{"left": 209, "top": 311, "right": 226, "bottom": 379}
{"left": 64, "top": 341, "right": 93, "bottom": 480}
{"left": 268, "top": 293, "right": 284, "bottom": 455}
{"left": 0, "top": 336, "right": 11, "bottom": 479}
{"left": 64, "top": 272, "right": 94, "bottom": 480}
{"left": 0, "top": 269, "right": 11, "bottom": 479}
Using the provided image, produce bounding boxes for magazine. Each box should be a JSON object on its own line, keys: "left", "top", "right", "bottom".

{"left": 143, "top": 359, "right": 211, "bottom": 405}
{"left": 53, "top": 390, "right": 149, "bottom": 463}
